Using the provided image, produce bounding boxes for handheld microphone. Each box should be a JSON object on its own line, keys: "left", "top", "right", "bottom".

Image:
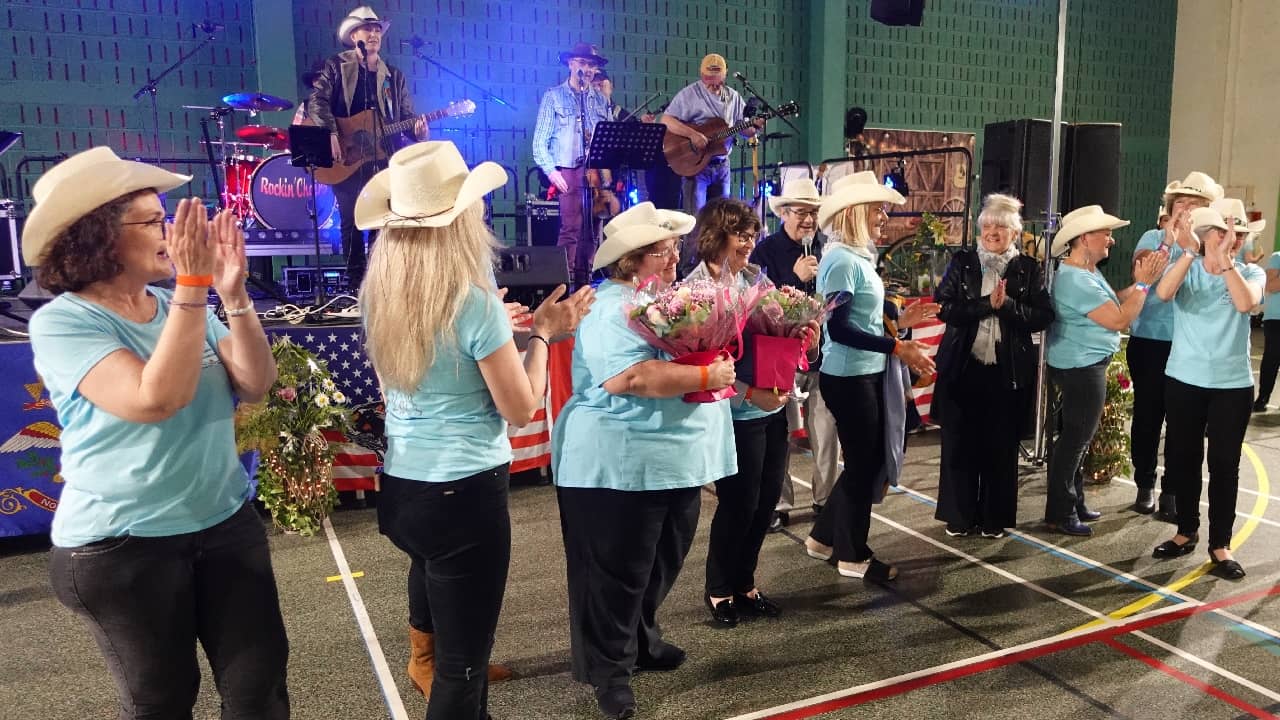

{"left": 194, "top": 20, "right": 225, "bottom": 33}
{"left": 801, "top": 236, "right": 813, "bottom": 257}
{"left": 733, "top": 71, "right": 747, "bottom": 82}
{"left": 357, "top": 40, "right": 368, "bottom": 59}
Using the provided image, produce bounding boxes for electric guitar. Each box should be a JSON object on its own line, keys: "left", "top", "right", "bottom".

{"left": 312, "top": 99, "right": 477, "bottom": 185}
{"left": 663, "top": 101, "right": 800, "bottom": 177}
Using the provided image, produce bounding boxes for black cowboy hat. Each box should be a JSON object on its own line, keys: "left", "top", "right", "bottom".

{"left": 559, "top": 42, "right": 608, "bottom": 67}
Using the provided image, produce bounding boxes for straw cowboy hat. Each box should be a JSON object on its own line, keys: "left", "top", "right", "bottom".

{"left": 354, "top": 141, "right": 507, "bottom": 230}
{"left": 21, "top": 147, "right": 190, "bottom": 266}
{"left": 1163, "top": 171, "right": 1223, "bottom": 201}
{"left": 768, "top": 178, "right": 822, "bottom": 217}
{"left": 591, "top": 202, "right": 695, "bottom": 271}
{"left": 558, "top": 42, "right": 608, "bottom": 67}
{"left": 1211, "top": 198, "right": 1266, "bottom": 235}
{"left": 1188, "top": 207, "right": 1229, "bottom": 233}
{"left": 816, "top": 171, "right": 905, "bottom": 230}
{"left": 1051, "top": 205, "right": 1130, "bottom": 257}
{"left": 338, "top": 6, "right": 390, "bottom": 46}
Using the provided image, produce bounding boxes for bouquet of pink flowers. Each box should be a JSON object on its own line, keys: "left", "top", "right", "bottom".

{"left": 742, "top": 286, "right": 841, "bottom": 392}
{"left": 626, "top": 278, "right": 765, "bottom": 402}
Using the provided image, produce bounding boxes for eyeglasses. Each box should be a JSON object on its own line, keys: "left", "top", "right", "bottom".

{"left": 786, "top": 209, "right": 819, "bottom": 219}
{"left": 730, "top": 230, "right": 757, "bottom": 244}
{"left": 122, "top": 219, "right": 168, "bottom": 239}
{"left": 645, "top": 246, "right": 678, "bottom": 259}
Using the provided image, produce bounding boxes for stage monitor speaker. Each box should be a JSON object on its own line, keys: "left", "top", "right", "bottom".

{"left": 522, "top": 199, "right": 560, "bottom": 247}
{"left": 1061, "top": 123, "right": 1122, "bottom": 213}
{"left": 495, "top": 246, "right": 569, "bottom": 308}
{"left": 980, "top": 119, "right": 1064, "bottom": 224}
{"left": 870, "top": 0, "right": 925, "bottom": 26}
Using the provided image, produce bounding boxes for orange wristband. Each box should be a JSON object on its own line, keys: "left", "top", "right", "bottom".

{"left": 699, "top": 365, "right": 709, "bottom": 391}
{"left": 745, "top": 386, "right": 755, "bottom": 403}
{"left": 892, "top": 338, "right": 903, "bottom": 356}
{"left": 175, "top": 274, "right": 214, "bottom": 287}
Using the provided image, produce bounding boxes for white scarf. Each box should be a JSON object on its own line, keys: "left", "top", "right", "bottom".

{"left": 970, "top": 245, "right": 1020, "bottom": 365}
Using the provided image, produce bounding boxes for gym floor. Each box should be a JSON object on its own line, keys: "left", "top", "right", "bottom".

{"left": 3, "top": 350, "right": 1279, "bottom": 720}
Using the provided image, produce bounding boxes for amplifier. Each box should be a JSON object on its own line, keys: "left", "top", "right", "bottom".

{"left": 495, "top": 246, "right": 569, "bottom": 308}
{"left": 521, "top": 197, "right": 560, "bottom": 247}
{"left": 282, "top": 266, "right": 348, "bottom": 297}
{"left": 0, "top": 200, "right": 23, "bottom": 280}
{"left": 245, "top": 228, "right": 343, "bottom": 257}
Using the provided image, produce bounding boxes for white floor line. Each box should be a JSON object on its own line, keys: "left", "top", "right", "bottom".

{"left": 1111, "top": 476, "right": 1280, "bottom": 531}
{"left": 323, "top": 517, "right": 410, "bottom": 720}
{"left": 1150, "top": 464, "right": 1280, "bottom": 504}
{"left": 785, "top": 475, "right": 1280, "bottom": 707}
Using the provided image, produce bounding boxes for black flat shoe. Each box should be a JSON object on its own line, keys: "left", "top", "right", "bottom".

{"left": 734, "top": 590, "right": 781, "bottom": 618}
{"left": 1155, "top": 493, "right": 1177, "bottom": 523}
{"left": 1207, "top": 548, "right": 1247, "bottom": 580}
{"left": 704, "top": 595, "right": 739, "bottom": 627}
{"left": 635, "top": 640, "right": 686, "bottom": 671}
{"left": 1133, "top": 488, "right": 1156, "bottom": 514}
{"left": 1053, "top": 518, "right": 1093, "bottom": 536}
{"left": 595, "top": 685, "right": 636, "bottom": 720}
{"left": 1152, "top": 534, "right": 1198, "bottom": 559}
{"left": 767, "top": 511, "right": 789, "bottom": 534}
{"left": 1076, "top": 504, "right": 1102, "bottom": 521}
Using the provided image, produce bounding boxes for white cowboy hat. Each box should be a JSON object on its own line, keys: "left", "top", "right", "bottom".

{"left": 1210, "top": 198, "right": 1266, "bottom": 235}
{"left": 338, "top": 6, "right": 390, "bottom": 46}
{"left": 1051, "top": 205, "right": 1130, "bottom": 256}
{"left": 1163, "top": 171, "right": 1222, "bottom": 201}
{"left": 1188, "top": 207, "right": 1229, "bottom": 233}
{"left": 592, "top": 202, "right": 695, "bottom": 271}
{"left": 354, "top": 141, "right": 507, "bottom": 230}
{"left": 816, "top": 171, "right": 905, "bottom": 230}
{"left": 767, "top": 178, "right": 822, "bottom": 217}
{"left": 21, "top": 147, "right": 190, "bottom": 265}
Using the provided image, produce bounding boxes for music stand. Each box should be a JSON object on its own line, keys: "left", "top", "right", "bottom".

{"left": 288, "top": 125, "right": 335, "bottom": 307}
{"left": 587, "top": 121, "right": 666, "bottom": 170}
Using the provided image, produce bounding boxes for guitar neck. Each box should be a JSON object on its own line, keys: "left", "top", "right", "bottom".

{"left": 710, "top": 113, "right": 771, "bottom": 142}
{"left": 380, "top": 107, "right": 453, "bottom": 136}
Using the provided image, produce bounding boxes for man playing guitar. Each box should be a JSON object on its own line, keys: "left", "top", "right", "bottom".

{"left": 308, "top": 6, "right": 427, "bottom": 291}
{"left": 660, "top": 54, "right": 763, "bottom": 216}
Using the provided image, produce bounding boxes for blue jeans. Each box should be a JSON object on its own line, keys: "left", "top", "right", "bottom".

{"left": 1045, "top": 361, "right": 1109, "bottom": 523}
{"left": 48, "top": 502, "right": 290, "bottom": 720}
{"left": 680, "top": 159, "right": 730, "bottom": 215}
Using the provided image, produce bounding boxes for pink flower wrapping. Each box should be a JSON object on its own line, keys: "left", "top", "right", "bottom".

{"left": 743, "top": 286, "right": 843, "bottom": 390}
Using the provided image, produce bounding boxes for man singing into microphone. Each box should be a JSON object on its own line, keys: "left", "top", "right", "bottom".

{"left": 308, "top": 5, "right": 426, "bottom": 291}
{"left": 531, "top": 42, "right": 611, "bottom": 287}
{"left": 660, "top": 54, "right": 763, "bottom": 215}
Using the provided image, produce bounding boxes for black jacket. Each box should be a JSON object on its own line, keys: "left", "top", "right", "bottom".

{"left": 931, "top": 249, "right": 1054, "bottom": 428}
{"left": 308, "top": 49, "right": 416, "bottom": 134}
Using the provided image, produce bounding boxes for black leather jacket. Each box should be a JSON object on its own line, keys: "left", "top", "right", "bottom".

{"left": 931, "top": 249, "right": 1054, "bottom": 427}
{"left": 307, "top": 49, "right": 416, "bottom": 133}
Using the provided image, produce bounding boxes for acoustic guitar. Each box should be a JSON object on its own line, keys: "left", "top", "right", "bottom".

{"left": 312, "top": 99, "right": 477, "bottom": 185}
{"left": 663, "top": 101, "right": 800, "bottom": 177}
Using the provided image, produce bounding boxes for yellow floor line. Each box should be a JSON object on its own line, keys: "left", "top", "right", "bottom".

{"left": 1067, "top": 443, "right": 1269, "bottom": 634}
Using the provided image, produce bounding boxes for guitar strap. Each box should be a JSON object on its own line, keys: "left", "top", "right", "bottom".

{"left": 380, "top": 75, "right": 394, "bottom": 120}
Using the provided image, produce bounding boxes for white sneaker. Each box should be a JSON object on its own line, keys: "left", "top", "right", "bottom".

{"left": 804, "top": 537, "right": 833, "bottom": 561}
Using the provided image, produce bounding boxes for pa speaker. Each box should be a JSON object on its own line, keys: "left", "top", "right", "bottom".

{"left": 870, "top": 0, "right": 925, "bottom": 26}
{"left": 1061, "top": 123, "right": 1122, "bottom": 213}
{"left": 494, "top": 246, "right": 569, "bottom": 308}
{"left": 981, "top": 119, "right": 1062, "bottom": 224}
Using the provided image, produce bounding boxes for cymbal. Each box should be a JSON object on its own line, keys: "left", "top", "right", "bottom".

{"left": 222, "top": 92, "right": 294, "bottom": 112}
{"left": 236, "top": 125, "right": 289, "bottom": 150}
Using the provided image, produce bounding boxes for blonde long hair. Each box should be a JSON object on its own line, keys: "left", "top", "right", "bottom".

{"left": 361, "top": 204, "right": 498, "bottom": 393}
{"left": 829, "top": 202, "right": 874, "bottom": 248}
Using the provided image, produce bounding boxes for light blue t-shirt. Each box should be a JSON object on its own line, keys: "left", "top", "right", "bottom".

{"left": 1129, "top": 229, "right": 1184, "bottom": 342}
{"left": 1263, "top": 252, "right": 1280, "bottom": 321}
{"left": 1046, "top": 264, "right": 1121, "bottom": 369}
{"left": 817, "top": 243, "right": 887, "bottom": 377}
{"left": 1166, "top": 260, "right": 1266, "bottom": 389}
{"left": 551, "top": 281, "right": 736, "bottom": 491}
{"left": 382, "top": 285, "right": 514, "bottom": 482}
{"left": 29, "top": 287, "right": 247, "bottom": 547}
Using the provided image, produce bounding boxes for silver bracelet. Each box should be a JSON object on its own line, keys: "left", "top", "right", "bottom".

{"left": 225, "top": 304, "right": 255, "bottom": 317}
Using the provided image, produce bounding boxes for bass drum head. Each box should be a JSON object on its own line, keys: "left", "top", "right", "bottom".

{"left": 249, "top": 152, "right": 338, "bottom": 230}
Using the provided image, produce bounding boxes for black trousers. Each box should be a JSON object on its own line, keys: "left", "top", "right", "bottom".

{"left": 378, "top": 467, "right": 511, "bottom": 720}
{"left": 48, "top": 502, "right": 290, "bottom": 720}
{"left": 705, "top": 411, "right": 789, "bottom": 597}
{"left": 1045, "top": 362, "right": 1108, "bottom": 523}
{"left": 935, "top": 362, "right": 1020, "bottom": 531}
{"left": 1127, "top": 337, "right": 1173, "bottom": 490}
{"left": 811, "top": 372, "right": 884, "bottom": 563}
{"left": 557, "top": 485, "right": 700, "bottom": 690}
{"left": 331, "top": 162, "right": 382, "bottom": 291}
{"left": 1163, "top": 378, "right": 1252, "bottom": 548}
{"left": 1257, "top": 320, "right": 1280, "bottom": 405}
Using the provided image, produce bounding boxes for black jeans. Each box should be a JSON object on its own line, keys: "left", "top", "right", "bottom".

{"left": 378, "top": 467, "right": 511, "bottom": 720}
{"left": 705, "top": 412, "right": 789, "bottom": 597}
{"left": 1164, "top": 378, "right": 1252, "bottom": 548}
{"left": 1257, "top": 320, "right": 1280, "bottom": 405}
{"left": 812, "top": 372, "right": 884, "bottom": 563}
{"left": 331, "top": 163, "right": 382, "bottom": 291}
{"left": 1045, "top": 362, "right": 1109, "bottom": 523}
{"left": 935, "top": 361, "right": 1020, "bottom": 531}
{"left": 557, "top": 485, "right": 700, "bottom": 691}
{"left": 1126, "top": 337, "right": 1173, "bottom": 490}
{"left": 48, "top": 502, "right": 289, "bottom": 720}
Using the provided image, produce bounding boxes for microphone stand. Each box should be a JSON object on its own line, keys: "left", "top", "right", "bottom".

{"left": 132, "top": 26, "right": 221, "bottom": 164}
{"left": 575, "top": 69, "right": 594, "bottom": 289}
{"left": 403, "top": 43, "right": 518, "bottom": 163}
{"left": 734, "top": 76, "right": 798, "bottom": 223}
{"left": 734, "top": 75, "right": 800, "bottom": 137}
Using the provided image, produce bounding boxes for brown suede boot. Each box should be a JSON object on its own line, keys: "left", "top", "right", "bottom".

{"left": 407, "top": 628, "right": 515, "bottom": 697}
{"left": 487, "top": 662, "right": 514, "bottom": 683}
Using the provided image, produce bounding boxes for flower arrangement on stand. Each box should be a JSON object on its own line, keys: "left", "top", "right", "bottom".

{"left": 1081, "top": 348, "right": 1133, "bottom": 484}
{"left": 236, "top": 337, "right": 353, "bottom": 536}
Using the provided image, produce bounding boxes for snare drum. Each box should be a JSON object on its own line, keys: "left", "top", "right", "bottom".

{"left": 249, "top": 152, "right": 338, "bottom": 230}
{"left": 222, "top": 154, "right": 261, "bottom": 218}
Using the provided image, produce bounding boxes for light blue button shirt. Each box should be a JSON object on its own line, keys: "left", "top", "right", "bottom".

{"left": 551, "top": 281, "right": 736, "bottom": 491}
{"left": 664, "top": 80, "right": 746, "bottom": 127}
{"left": 29, "top": 288, "right": 247, "bottom": 547}
{"left": 1166, "top": 260, "right": 1266, "bottom": 389}
{"left": 1264, "top": 252, "right": 1280, "bottom": 321}
{"left": 1129, "top": 229, "right": 1184, "bottom": 342}
{"left": 1046, "top": 264, "right": 1121, "bottom": 369}
{"left": 817, "top": 243, "right": 887, "bottom": 377}
{"left": 382, "top": 285, "right": 514, "bottom": 482}
{"left": 531, "top": 81, "right": 611, "bottom": 176}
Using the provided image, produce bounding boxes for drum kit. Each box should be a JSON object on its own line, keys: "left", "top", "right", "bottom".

{"left": 185, "top": 92, "right": 337, "bottom": 231}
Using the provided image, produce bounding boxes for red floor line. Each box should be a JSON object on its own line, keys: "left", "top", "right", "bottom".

{"left": 746, "top": 584, "right": 1280, "bottom": 720}
{"left": 1101, "top": 639, "right": 1278, "bottom": 720}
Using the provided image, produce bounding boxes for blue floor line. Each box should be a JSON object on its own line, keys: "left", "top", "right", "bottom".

{"left": 888, "top": 486, "right": 1280, "bottom": 656}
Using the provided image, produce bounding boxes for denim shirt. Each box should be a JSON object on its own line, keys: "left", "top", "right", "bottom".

{"left": 531, "top": 81, "right": 611, "bottom": 176}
